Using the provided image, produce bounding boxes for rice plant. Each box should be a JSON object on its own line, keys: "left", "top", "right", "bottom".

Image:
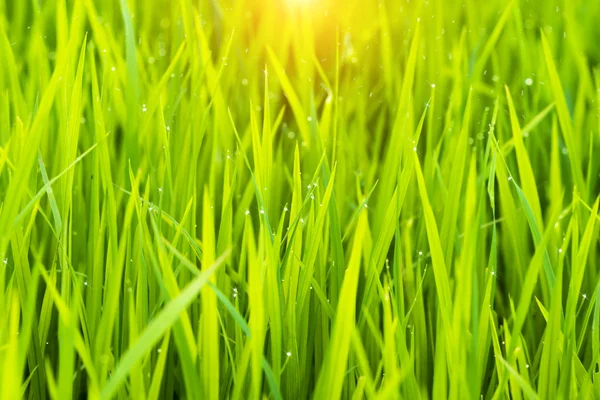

{"left": 0, "top": 0, "right": 599, "bottom": 398}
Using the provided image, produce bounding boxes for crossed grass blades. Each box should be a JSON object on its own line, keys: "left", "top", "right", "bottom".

{"left": 1, "top": 0, "right": 600, "bottom": 398}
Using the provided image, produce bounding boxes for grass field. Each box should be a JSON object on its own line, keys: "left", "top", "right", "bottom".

{"left": 1, "top": 0, "right": 600, "bottom": 398}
